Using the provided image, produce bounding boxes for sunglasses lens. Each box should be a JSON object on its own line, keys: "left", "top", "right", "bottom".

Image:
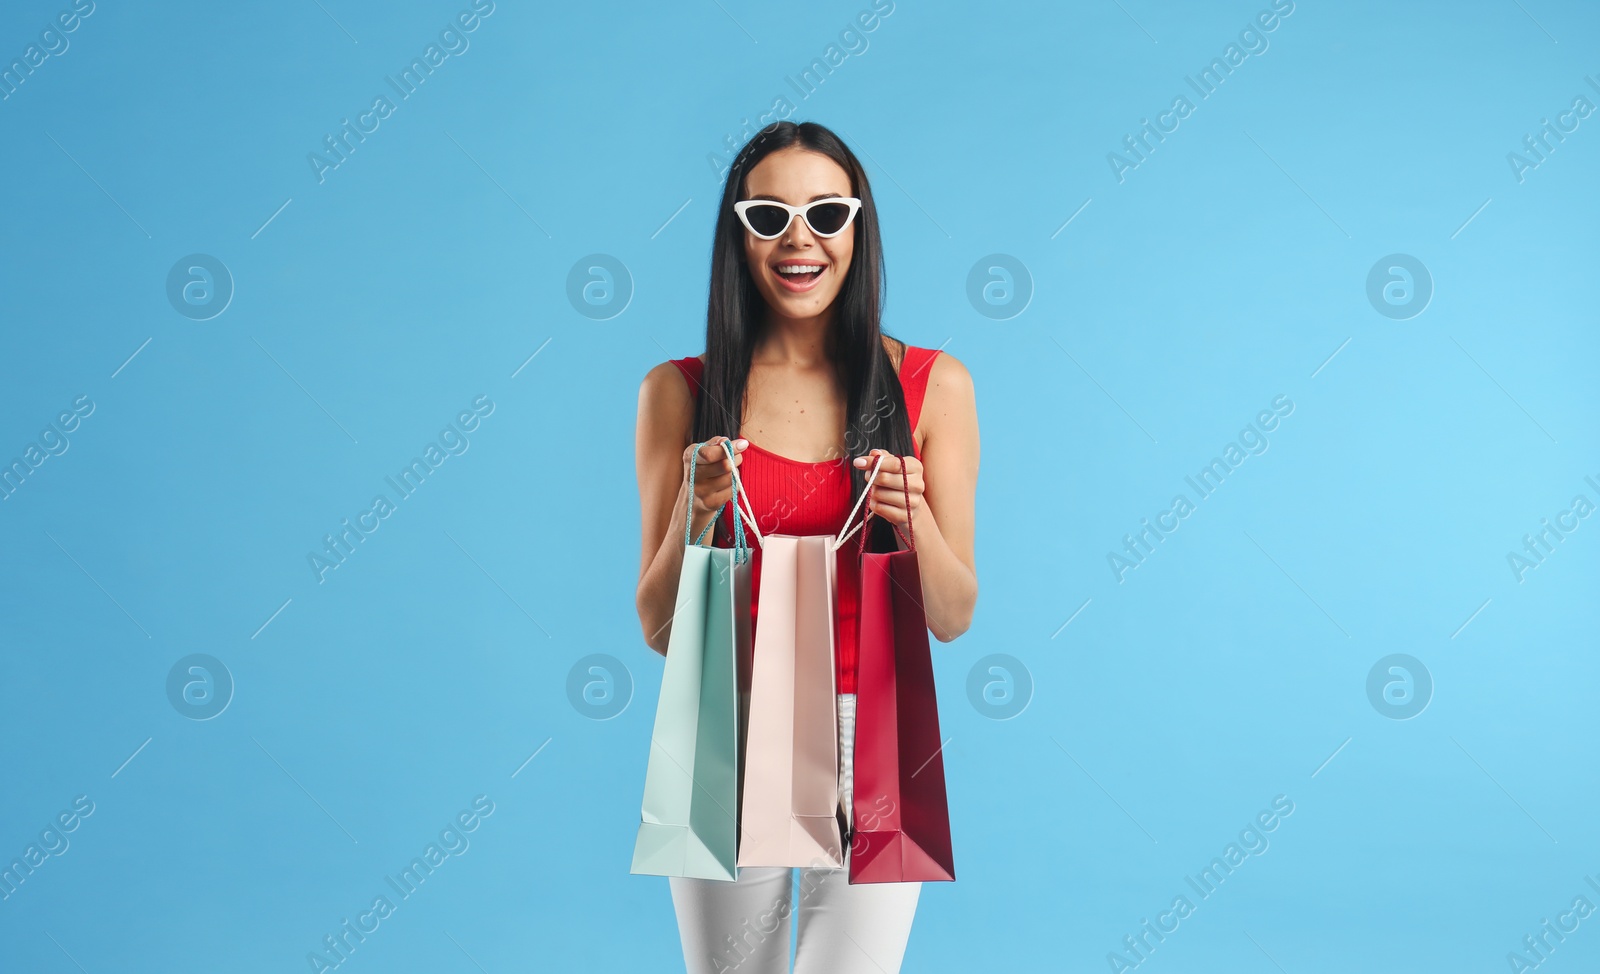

{"left": 806, "top": 202, "right": 853, "bottom": 235}
{"left": 744, "top": 204, "right": 791, "bottom": 237}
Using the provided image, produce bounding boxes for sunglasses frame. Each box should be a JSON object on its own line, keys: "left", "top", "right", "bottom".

{"left": 732, "top": 197, "right": 863, "bottom": 240}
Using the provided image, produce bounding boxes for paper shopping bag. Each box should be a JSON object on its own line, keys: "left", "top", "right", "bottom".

{"left": 736, "top": 532, "right": 845, "bottom": 868}
{"left": 632, "top": 440, "right": 764, "bottom": 881}
{"left": 840, "top": 454, "right": 956, "bottom": 884}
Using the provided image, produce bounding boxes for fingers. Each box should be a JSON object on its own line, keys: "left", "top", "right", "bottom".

{"left": 868, "top": 488, "right": 911, "bottom": 513}
{"left": 685, "top": 437, "right": 748, "bottom": 484}
{"left": 693, "top": 436, "right": 729, "bottom": 463}
{"left": 692, "top": 463, "right": 733, "bottom": 495}
{"left": 686, "top": 437, "right": 724, "bottom": 465}
{"left": 692, "top": 436, "right": 748, "bottom": 467}
{"left": 851, "top": 450, "right": 921, "bottom": 524}
{"left": 864, "top": 465, "right": 923, "bottom": 493}
{"left": 851, "top": 448, "right": 897, "bottom": 474}
{"left": 866, "top": 487, "right": 920, "bottom": 527}
{"left": 851, "top": 449, "right": 920, "bottom": 478}
{"left": 685, "top": 438, "right": 749, "bottom": 517}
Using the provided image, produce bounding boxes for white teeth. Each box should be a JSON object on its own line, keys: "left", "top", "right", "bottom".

{"left": 777, "top": 265, "right": 824, "bottom": 275}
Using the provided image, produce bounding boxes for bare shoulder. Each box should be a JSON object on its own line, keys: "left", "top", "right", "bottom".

{"left": 920, "top": 350, "right": 976, "bottom": 440}
{"left": 638, "top": 360, "right": 695, "bottom": 434}
{"left": 927, "top": 350, "right": 974, "bottom": 404}
{"left": 641, "top": 359, "right": 689, "bottom": 395}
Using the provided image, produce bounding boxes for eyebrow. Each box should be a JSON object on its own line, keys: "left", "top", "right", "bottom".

{"left": 747, "top": 192, "right": 845, "bottom": 203}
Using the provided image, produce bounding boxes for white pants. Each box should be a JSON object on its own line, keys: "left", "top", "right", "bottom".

{"left": 669, "top": 693, "right": 922, "bottom": 973}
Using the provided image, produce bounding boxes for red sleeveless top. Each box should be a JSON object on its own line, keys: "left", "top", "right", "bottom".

{"left": 669, "top": 345, "right": 940, "bottom": 694}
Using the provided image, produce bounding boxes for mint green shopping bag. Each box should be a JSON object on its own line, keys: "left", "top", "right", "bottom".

{"left": 631, "top": 440, "right": 765, "bottom": 880}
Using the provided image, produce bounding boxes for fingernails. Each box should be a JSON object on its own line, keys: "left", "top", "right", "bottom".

{"left": 853, "top": 457, "right": 867, "bottom": 466}
{"left": 735, "top": 439, "right": 748, "bottom": 448}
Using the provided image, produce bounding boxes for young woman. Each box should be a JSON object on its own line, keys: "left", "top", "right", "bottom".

{"left": 634, "top": 121, "right": 979, "bottom": 974}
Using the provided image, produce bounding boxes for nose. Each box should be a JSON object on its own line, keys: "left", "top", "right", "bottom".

{"left": 781, "top": 212, "right": 816, "bottom": 246}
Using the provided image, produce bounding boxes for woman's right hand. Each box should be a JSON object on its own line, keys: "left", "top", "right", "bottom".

{"left": 683, "top": 436, "right": 748, "bottom": 531}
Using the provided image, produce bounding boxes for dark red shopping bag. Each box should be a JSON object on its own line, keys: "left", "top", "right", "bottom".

{"left": 845, "top": 455, "right": 955, "bottom": 884}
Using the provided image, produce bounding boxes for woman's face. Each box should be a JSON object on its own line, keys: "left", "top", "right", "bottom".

{"left": 740, "top": 148, "right": 856, "bottom": 324}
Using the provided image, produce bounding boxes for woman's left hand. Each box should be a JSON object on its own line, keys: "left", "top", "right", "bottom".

{"left": 852, "top": 449, "right": 926, "bottom": 532}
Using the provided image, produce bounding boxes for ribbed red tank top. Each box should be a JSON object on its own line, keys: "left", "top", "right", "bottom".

{"left": 669, "top": 345, "right": 940, "bottom": 694}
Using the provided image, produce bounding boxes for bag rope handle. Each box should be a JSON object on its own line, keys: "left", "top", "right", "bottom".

{"left": 683, "top": 439, "right": 764, "bottom": 561}
{"left": 835, "top": 452, "right": 887, "bottom": 549}
{"left": 855, "top": 453, "right": 915, "bottom": 556}
{"left": 685, "top": 441, "right": 714, "bottom": 547}
{"left": 721, "top": 437, "right": 764, "bottom": 554}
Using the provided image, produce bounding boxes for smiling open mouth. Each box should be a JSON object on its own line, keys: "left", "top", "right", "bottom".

{"left": 775, "top": 263, "right": 826, "bottom": 290}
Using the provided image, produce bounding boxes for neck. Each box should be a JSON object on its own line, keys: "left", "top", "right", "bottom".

{"left": 755, "top": 308, "right": 835, "bottom": 367}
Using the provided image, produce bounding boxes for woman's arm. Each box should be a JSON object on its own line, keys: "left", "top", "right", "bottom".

{"left": 634, "top": 363, "right": 722, "bottom": 656}
{"left": 863, "top": 352, "right": 979, "bottom": 642}
{"left": 914, "top": 353, "right": 979, "bottom": 641}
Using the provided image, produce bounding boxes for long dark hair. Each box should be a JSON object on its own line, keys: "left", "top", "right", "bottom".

{"left": 693, "top": 121, "right": 914, "bottom": 551}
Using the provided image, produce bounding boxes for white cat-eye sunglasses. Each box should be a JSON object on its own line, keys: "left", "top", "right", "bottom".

{"left": 733, "top": 197, "right": 862, "bottom": 240}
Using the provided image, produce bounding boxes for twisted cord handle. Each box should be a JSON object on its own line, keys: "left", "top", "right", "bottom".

{"left": 857, "top": 454, "right": 915, "bottom": 556}
{"left": 683, "top": 439, "right": 763, "bottom": 562}
{"left": 718, "top": 437, "right": 765, "bottom": 562}
{"left": 835, "top": 452, "right": 887, "bottom": 549}
{"left": 896, "top": 456, "right": 915, "bottom": 549}
{"left": 684, "top": 441, "right": 716, "bottom": 547}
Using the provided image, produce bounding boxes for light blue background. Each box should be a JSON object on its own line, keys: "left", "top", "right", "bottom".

{"left": 1, "top": 1, "right": 1596, "bottom": 971}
